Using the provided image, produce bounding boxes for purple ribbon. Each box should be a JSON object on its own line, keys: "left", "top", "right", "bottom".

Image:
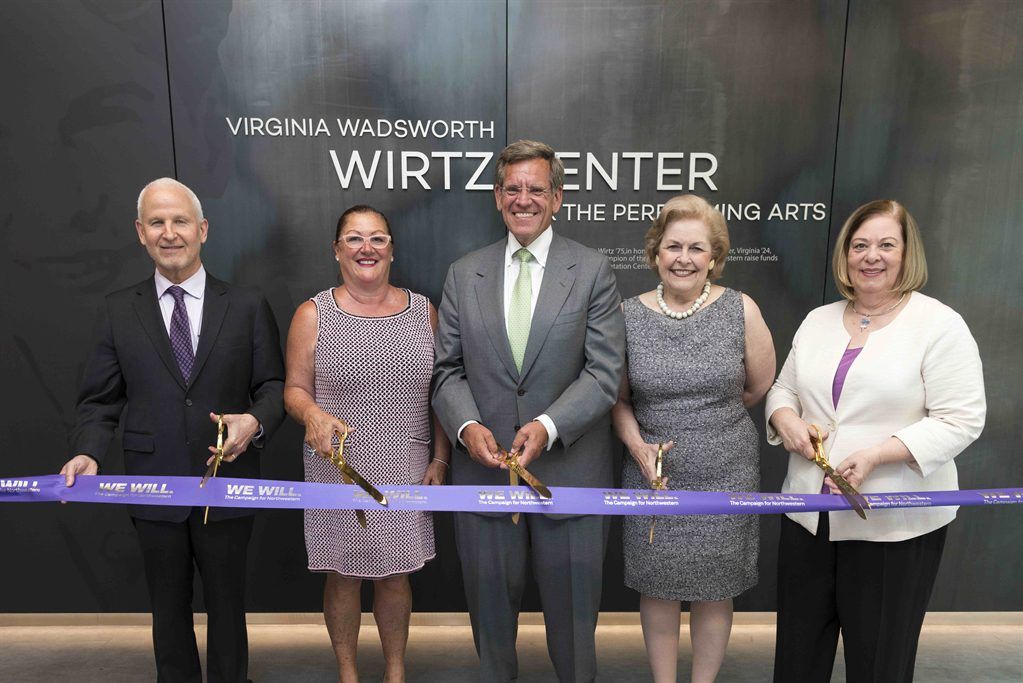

{"left": 2, "top": 475, "right": 1021, "bottom": 516}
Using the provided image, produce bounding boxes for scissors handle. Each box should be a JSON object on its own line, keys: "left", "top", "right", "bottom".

{"left": 200, "top": 415, "right": 227, "bottom": 488}
{"left": 649, "top": 443, "right": 668, "bottom": 543}
{"left": 501, "top": 449, "right": 552, "bottom": 499}
{"left": 651, "top": 443, "right": 667, "bottom": 490}
{"left": 809, "top": 424, "right": 869, "bottom": 520}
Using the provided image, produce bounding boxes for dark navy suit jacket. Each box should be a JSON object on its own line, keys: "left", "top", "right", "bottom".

{"left": 70, "top": 271, "right": 285, "bottom": 522}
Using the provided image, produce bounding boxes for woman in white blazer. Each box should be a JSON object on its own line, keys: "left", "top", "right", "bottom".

{"left": 765, "top": 200, "right": 985, "bottom": 683}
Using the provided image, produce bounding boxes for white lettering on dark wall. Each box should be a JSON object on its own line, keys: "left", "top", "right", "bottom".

{"left": 227, "top": 117, "right": 496, "bottom": 139}
{"left": 327, "top": 150, "right": 494, "bottom": 190}
{"left": 222, "top": 114, "right": 827, "bottom": 237}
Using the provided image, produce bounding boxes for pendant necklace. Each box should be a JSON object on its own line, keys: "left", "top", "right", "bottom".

{"left": 850, "top": 292, "right": 906, "bottom": 331}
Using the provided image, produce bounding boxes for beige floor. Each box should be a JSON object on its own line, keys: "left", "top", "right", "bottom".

{"left": 1, "top": 621, "right": 1020, "bottom": 681}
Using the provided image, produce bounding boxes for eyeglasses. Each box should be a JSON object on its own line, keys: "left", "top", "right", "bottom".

{"left": 337, "top": 234, "right": 392, "bottom": 249}
{"left": 498, "top": 185, "right": 552, "bottom": 199}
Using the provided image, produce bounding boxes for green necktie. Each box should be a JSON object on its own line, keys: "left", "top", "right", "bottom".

{"left": 507, "top": 248, "right": 534, "bottom": 371}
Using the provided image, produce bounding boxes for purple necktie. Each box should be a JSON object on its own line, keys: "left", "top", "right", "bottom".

{"left": 167, "top": 285, "right": 194, "bottom": 381}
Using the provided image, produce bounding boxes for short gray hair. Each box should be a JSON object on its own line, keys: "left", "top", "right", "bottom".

{"left": 495, "top": 140, "right": 565, "bottom": 193}
{"left": 137, "top": 177, "right": 204, "bottom": 222}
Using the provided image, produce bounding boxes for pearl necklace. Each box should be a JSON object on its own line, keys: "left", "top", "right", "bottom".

{"left": 850, "top": 292, "right": 906, "bottom": 331}
{"left": 656, "top": 281, "right": 711, "bottom": 319}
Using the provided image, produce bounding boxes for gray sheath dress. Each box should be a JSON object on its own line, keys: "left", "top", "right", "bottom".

{"left": 621, "top": 288, "right": 759, "bottom": 601}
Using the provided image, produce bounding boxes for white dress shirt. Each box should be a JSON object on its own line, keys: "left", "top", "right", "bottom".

{"left": 154, "top": 266, "right": 205, "bottom": 352}
{"left": 503, "top": 226, "right": 552, "bottom": 322}
{"left": 154, "top": 265, "right": 264, "bottom": 439}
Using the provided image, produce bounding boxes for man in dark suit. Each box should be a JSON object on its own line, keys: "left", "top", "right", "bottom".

{"left": 59, "top": 177, "right": 285, "bottom": 683}
{"left": 432, "top": 140, "right": 626, "bottom": 682}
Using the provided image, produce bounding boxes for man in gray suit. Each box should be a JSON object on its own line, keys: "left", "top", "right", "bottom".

{"left": 433, "top": 140, "right": 625, "bottom": 682}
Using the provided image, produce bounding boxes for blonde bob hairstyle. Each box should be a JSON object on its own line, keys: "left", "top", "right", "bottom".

{"left": 644, "top": 194, "right": 729, "bottom": 280}
{"left": 832, "top": 199, "right": 928, "bottom": 301}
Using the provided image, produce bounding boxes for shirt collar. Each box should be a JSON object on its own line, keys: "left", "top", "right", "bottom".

{"left": 505, "top": 227, "right": 553, "bottom": 269}
{"left": 155, "top": 265, "right": 207, "bottom": 300}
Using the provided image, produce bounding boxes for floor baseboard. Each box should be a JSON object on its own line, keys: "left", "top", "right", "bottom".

{"left": 1, "top": 611, "right": 1019, "bottom": 627}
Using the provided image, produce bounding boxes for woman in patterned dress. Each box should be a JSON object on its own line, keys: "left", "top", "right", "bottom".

{"left": 612, "top": 195, "right": 776, "bottom": 683}
{"left": 284, "top": 205, "right": 450, "bottom": 683}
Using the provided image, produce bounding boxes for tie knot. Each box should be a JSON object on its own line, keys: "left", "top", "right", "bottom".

{"left": 515, "top": 248, "right": 534, "bottom": 264}
{"left": 167, "top": 285, "right": 186, "bottom": 303}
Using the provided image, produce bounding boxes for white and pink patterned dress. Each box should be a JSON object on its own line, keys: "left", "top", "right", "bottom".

{"left": 304, "top": 288, "right": 435, "bottom": 577}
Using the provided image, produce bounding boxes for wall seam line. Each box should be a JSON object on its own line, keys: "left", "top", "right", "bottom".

{"left": 160, "top": 0, "right": 179, "bottom": 179}
{"left": 824, "top": 0, "right": 853, "bottom": 306}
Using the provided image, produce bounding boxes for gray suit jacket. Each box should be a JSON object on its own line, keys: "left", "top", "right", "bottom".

{"left": 432, "top": 232, "right": 625, "bottom": 501}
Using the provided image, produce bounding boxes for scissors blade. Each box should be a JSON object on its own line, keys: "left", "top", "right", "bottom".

{"left": 200, "top": 454, "right": 222, "bottom": 487}
{"left": 816, "top": 459, "right": 869, "bottom": 520}
{"left": 510, "top": 468, "right": 521, "bottom": 525}
{"left": 827, "top": 472, "right": 869, "bottom": 520}
{"left": 507, "top": 459, "right": 552, "bottom": 499}
{"left": 201, "top": 414, "right": 226, "bottom": 489}
{"left": 340, "top": 462, "right": 388, "bottom": 507}
{"left": 200, "top": 463, "right": 216, "bottom": 488}
{"left": 201, "top": 456, "right": 222, "bottom": 524}
{"left": 336, "top": 469, "right": 368, "bottom": 528}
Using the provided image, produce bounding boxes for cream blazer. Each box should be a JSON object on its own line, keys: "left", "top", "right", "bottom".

{"left": 765, "top": 292, "right": 985, "bottom": 541}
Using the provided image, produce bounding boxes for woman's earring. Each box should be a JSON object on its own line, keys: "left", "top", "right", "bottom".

{"left": 708, "top": 259, "right": 716, "bottom": 270}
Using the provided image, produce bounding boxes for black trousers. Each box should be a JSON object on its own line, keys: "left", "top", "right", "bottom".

{"left": 773, "top": 513, "right": 947, "bottom": 683}
{"left": 134, "top": 509, "right": 254, "bottom": 683}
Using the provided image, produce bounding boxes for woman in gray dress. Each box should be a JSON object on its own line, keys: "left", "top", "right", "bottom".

{"left": 612, "top": 194, "right": 775, "bottom": 683}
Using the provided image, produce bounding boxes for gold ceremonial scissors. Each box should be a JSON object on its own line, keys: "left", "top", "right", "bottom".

{"left": 324, "top": 428, "right": 388, "bottom": 529}
{"left": 499, "top": 446, "right": 552, "bottom": 525}
{"left": 199, "top": 414, "right": 225, "bottom": 525}
{"left": 649, "top": 443, "right": 667, "bottom": 544}
{"left": 809, "top": 424, "right": 869, "bottom": 520}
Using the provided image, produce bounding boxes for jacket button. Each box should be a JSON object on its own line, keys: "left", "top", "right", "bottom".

{"left": 517, "top": 389, "right": 526, "bottom": 396}
{"left": 185, "top": 399, "right": 193, "bottom": 407}
{"left": 514, "top": 424, "right": 520, "bottom": 431}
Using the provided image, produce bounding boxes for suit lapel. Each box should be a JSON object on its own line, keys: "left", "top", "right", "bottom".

{"left": 191, "top": 274, "right": 229, "bottom": 383}
{"left": 132, "top": 276, "right": 187, "bottom": 390}
{"left": 519, "top": 234, "right": 576, "bottom": 378}
{"left": 474, "top": 242, "right": 519, "bottom": 381}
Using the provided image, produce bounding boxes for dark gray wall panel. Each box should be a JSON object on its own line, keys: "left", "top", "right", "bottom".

{"left": 1, "top": 0, "right": 1019, "bottom": 616}
{"left": 164, "top": 0, "right": 506, "bottom": 306}
{"left": 0, "top": 0, "right": 175, "bottom": 611}
{"left": 831, "top": 0, "right": 1023, "bottom": 610}
{"left": 162, "top": 0, "right": 507, "bottom": 611}
{"left": 508, "top": 0, "right": 847, "bottom": 610}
